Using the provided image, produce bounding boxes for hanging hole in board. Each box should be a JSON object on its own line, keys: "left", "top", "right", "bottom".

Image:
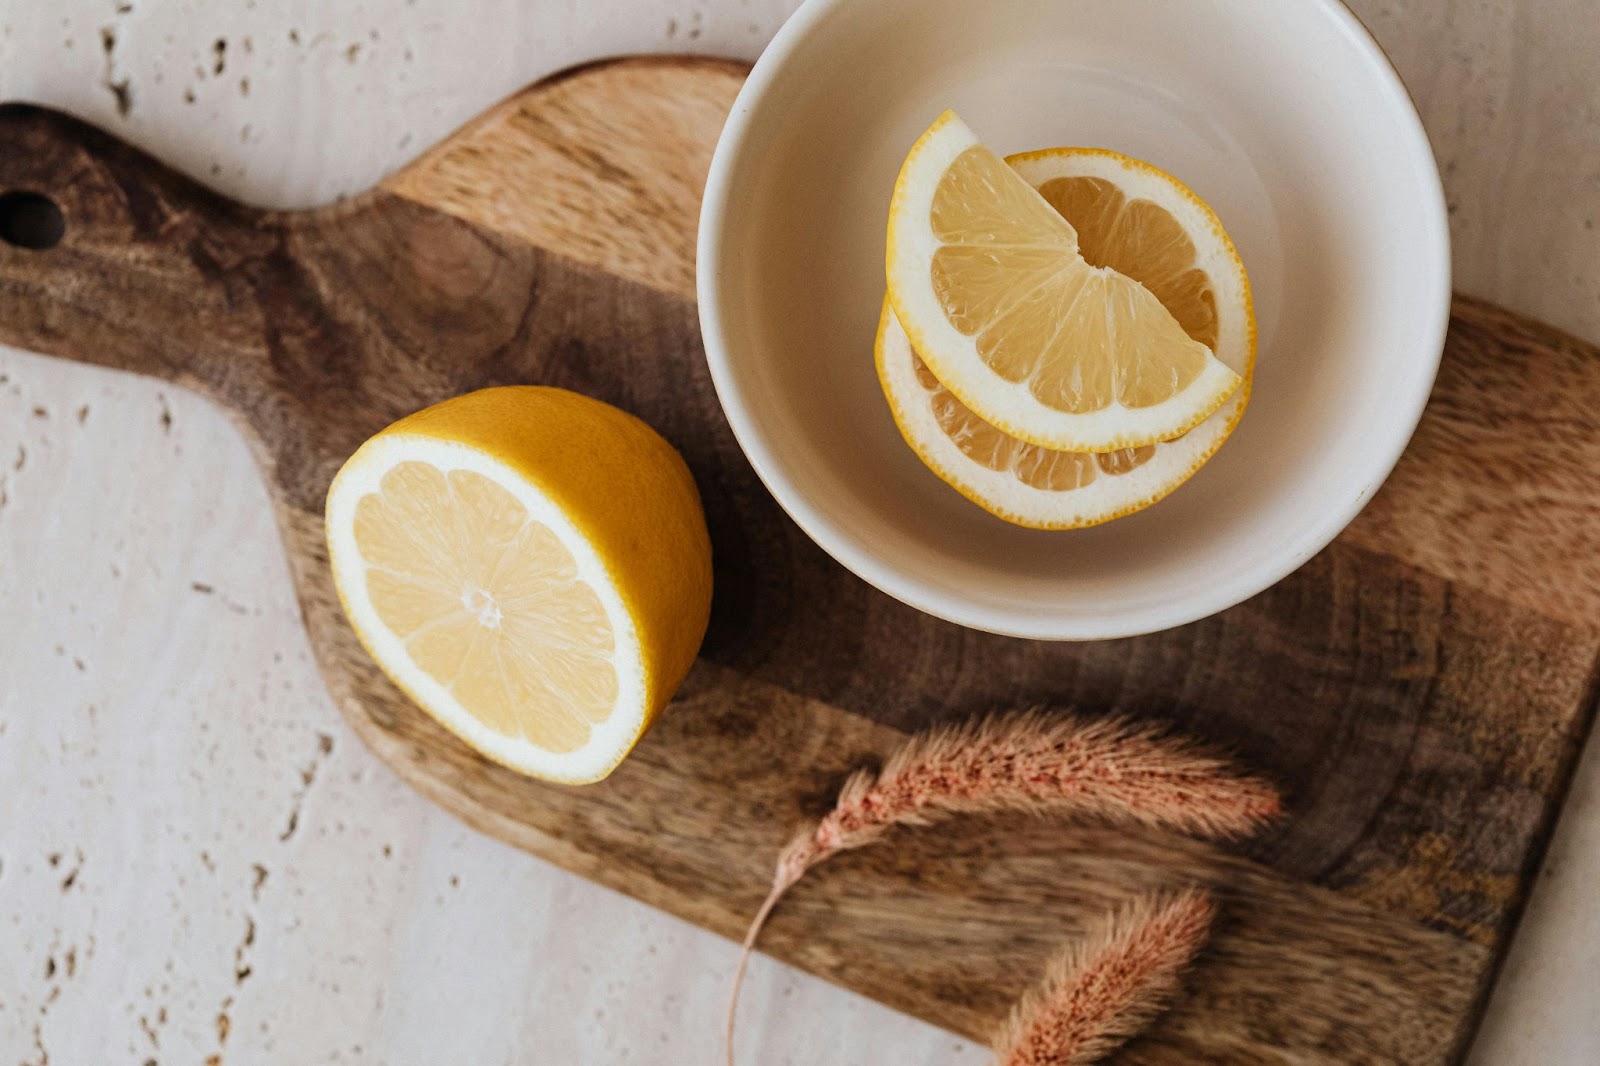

{"left": 0, "top": 191, "right": 67, "bottom": 250}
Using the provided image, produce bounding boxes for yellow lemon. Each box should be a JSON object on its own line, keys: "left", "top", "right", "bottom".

{"left": 325, "top": 386, "right": 712, "bottom": 784}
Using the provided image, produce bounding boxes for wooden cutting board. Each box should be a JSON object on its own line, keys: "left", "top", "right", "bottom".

{"left": 4, "top": 56, "right": 1600, "bottom": 1064}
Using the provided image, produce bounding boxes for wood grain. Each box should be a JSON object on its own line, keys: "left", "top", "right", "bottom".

{"left": 1344, "top": 299, "right": 1600, "bottom": 628}
{"left": 384, "top": 58, "right": 746, "bottom": 301}
{"left": 2, "top": 57, "right": 1599, "bottom": 1063}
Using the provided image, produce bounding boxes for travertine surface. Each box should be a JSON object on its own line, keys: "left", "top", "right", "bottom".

{"left": 1, "top": 1, "right": 1596, "bottom": 1063}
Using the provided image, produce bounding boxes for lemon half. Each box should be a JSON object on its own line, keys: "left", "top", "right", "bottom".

{"left": 325, "top": 387, "right": 712, "bottom": 784}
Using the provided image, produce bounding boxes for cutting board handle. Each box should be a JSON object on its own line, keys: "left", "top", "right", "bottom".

{"left": 0, "top": 102, "right": 276, "bottom": 387}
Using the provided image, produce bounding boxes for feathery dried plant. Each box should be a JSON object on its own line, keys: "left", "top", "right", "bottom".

{"left": 993, "top": 888, "right": 1217, "bottom": 1066}
{"left": 725, "top": 711, "right": 1278, "bottom": 1064}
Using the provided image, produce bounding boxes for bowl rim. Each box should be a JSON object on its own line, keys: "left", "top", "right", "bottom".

{"left": 696, "top": 0, "right": 1452, "bottom": 641}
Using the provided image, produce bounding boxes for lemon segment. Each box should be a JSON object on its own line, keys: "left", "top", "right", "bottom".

{"left": 326, "top": 386, "right": 712, "bottom": 785}
{"left": 887, "top": 112, "right": 1243, "bottom": 451}
{"left": 1009, "top": 147, "right": 1254, "bottom": 384}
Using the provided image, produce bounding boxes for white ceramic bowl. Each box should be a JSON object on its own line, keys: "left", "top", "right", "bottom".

{"left": 698, "top": 0, "right": 1450, "bottom": 640}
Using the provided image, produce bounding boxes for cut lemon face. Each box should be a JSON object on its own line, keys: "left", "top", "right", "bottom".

{"left": 326, "top": 386, "right": 712, "bottom": 785}
{"left": 877, "top": 148, "right": 1255, "bottom": 529}
{"left": 886, "top": 112, "right": 1244, "bottom": 451}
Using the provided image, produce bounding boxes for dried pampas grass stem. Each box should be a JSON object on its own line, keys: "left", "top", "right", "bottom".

{"left": 725, "top": 711, "right": 1278, "bottom": 1065}
{"left": 994, "top": 888, "right": 1217, "bottom": 1066}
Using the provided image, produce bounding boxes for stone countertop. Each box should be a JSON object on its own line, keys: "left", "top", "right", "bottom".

{"left": 1, "top": 1, "right": 1597, "bottom": 1062}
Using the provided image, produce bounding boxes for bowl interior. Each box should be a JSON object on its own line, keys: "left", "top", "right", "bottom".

{"left": 701, "top": 0, "right": 1448, "bottom": 638}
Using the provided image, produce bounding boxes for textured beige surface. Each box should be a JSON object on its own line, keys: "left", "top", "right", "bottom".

{"left": 1, "top": 2, "right": 1597, "bottom": 1064}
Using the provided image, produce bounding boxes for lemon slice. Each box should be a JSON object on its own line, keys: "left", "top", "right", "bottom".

{"left": 325, "top": 386, "right": 712, "bottom": 785}
{"left": 877, "top": 148, "right": 1256, "bottom": 529}
{"left": 878, "top": 305, "right": 1252, "bottom": 529}
{"left": 886, "top": 112, "right": 1243, "bottom": 451}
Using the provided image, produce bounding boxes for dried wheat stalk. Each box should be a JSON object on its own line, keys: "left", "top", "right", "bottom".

{"left": 993, "top": 888, "right": 1217, "bottom": 1066}
{"left": 725, "top": 711, "right": 1279, "bottom": 1064}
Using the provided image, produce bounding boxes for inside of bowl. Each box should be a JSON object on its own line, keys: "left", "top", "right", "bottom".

{"left": 705, "top": 0, "right": 1448, "bottom": 637}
